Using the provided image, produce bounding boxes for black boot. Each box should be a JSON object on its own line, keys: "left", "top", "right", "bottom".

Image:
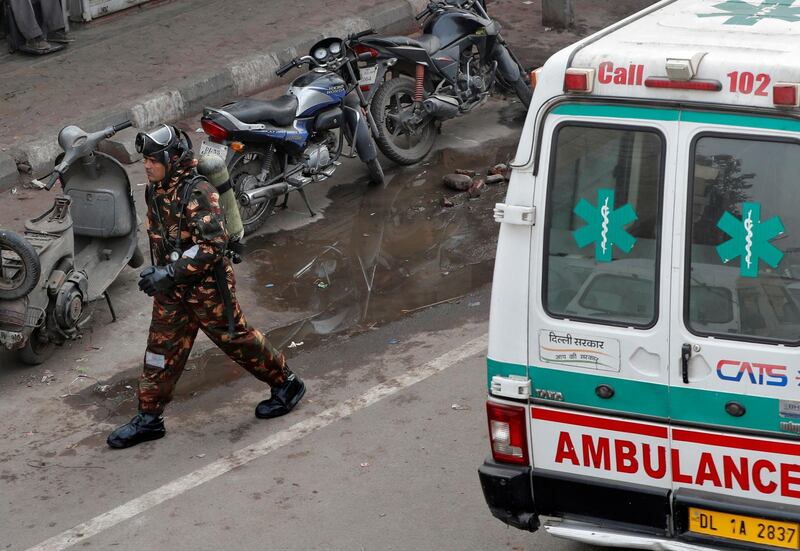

{"left": 107, "top": 412, "right": 166, "bottom": 449}
{"left": 255, "top": 372, "right": 306, "bottom": 419}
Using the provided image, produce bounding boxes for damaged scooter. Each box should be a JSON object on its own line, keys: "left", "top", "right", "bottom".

{"left": 0, "top": 121, "right": 143, "bottom": 365}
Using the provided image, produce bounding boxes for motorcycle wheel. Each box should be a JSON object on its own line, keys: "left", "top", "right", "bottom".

{"left": 371, "top": 77, "right": 437, "bottom": 166}
{"left": 0, "top": 230, "right": 40, "bottom": 300}
{"left": 229, "top": 150, "right": 281, "bottom": 235}
{"left": 366, "top": 158, "right": 384, "bottom": 186}
{"left": 18, "top": 328, "right": 54, "bottom": 366}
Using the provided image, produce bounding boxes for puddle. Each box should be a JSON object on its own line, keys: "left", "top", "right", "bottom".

{"left": 246, "top": 137, "right": 513, "bottom": 349}
{"left": 69, "top": 135, "right": 515, "bottom": 421}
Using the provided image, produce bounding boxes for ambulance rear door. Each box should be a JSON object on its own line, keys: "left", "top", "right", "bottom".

{"left": 527, "top": 102, "right": 679, "bottom": 530}
{"left": 668, "top": 110, "right": 800, "bottom": 549}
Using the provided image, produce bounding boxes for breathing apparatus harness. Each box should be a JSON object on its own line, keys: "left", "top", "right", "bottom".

{"left": 136, "top": 125, "right": 236, "bottom": 337}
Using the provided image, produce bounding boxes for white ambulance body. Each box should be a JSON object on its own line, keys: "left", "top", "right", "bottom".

{"left": 480, "top": 1, "right": 800, "bottom": 549}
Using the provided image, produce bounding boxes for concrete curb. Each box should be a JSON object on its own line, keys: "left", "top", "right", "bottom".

{"left": 0, "top": 0, "right": 422, "bottom": 193}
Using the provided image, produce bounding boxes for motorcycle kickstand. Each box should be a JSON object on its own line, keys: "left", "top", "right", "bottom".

{"left": 104, "top": 291, "right": 117, "bottom": 322}
{"left": 296, "top": 188, "right": 316, "bottom": 217}
{"left": 279, "top": 193, "right": 290, "bottom": 210}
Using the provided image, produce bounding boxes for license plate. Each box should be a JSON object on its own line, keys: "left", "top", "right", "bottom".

{"left": 198, "top": 140, "right": 228, "bottom": 159}
{"left": 689, "top": 507, "right": 800, "bottom": 549}
{"left": 359, "top": 65, "right": 378, "bottom": 86}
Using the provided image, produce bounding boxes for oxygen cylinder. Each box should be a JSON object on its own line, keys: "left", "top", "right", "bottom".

{"left": 197, "top": 154, "right": 244, "bottom": 241}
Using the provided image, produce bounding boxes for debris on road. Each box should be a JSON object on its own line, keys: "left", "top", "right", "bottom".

{"left": 288, "top": 341, "right": 304, "bottom": 349}
{"left": 441, "top": 197, "right": 455, "bottom": 208}
{"left": 360, "top": 462, "right": 370, "bottom": 468}
{"left": 442, "top": 173, "right": 473, "bottom": 191}
{"left": 468, "top": 177, "right": 485, "bottom": 198}
{"left": 485, "top": 174, "right": 505, "bottom": 185}
{"left": 451, "top": 403, "right": 470, "bottom": 411}
{"left": 454, "top": 168, "right": 476, "bottom": 176}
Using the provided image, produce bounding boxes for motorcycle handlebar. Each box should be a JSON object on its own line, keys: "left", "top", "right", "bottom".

{"left": 31, "top": 171, "right": 60, "bottom": 191}
{"left": 349, "top": 28, "right": 375, "bottom": 40}
{"left": 276, "top": 59, "right": 297, "bottom": 77}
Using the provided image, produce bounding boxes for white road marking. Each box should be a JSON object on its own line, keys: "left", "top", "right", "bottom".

{"left": 26, "top": 334, "right": 487, "bottom": 551}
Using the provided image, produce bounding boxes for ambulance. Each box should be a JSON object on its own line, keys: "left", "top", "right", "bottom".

{"left": 479, "top": 0, "right": 800, "bottom": 549}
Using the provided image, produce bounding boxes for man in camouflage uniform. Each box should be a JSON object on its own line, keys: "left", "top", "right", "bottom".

{"left": 107, "top": 125, "right": 305, "bottom": 449}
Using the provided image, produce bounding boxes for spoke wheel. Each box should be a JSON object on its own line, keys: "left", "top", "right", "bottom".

{"left": 229, "top": 151, "right": 281, "bottom": 235}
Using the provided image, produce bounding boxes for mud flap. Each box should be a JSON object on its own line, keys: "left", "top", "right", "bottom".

{"left": 344, "top": 95, "right": 378, "bottom": 163}
{"left": 492, "top": 44, "right": 523, "bottom": 84}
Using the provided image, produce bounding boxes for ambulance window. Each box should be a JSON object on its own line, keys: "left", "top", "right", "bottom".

{"left": 687, "top": 135, "right": 800, "bottom": 343}
{"left": 545, "top": 124, "right": 663, "bottom": 327}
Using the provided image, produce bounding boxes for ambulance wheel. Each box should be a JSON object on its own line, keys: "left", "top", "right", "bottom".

{"left": 0, "top": 230, "right": 40, "bottom": 300}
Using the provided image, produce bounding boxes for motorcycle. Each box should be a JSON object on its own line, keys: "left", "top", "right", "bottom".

{"left": 199, "top": 34, "right": 385, "bottom": 236}
{"left": 0, "top": 121, "right": 143, "bottom": 365}
{"left": 354, "top": 0, "right": 532, "bottom": 165}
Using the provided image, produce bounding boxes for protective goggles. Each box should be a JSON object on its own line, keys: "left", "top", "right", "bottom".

{"left": 135, "top": 124, "right": 176, "bottom": 157}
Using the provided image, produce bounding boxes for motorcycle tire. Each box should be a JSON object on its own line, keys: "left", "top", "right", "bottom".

{"left": 0, "top": 230, "right": 40, "bottom": 300}
{"left": 366, "top": 158, "right": 384, "bottom": 186}
{"left": 371, "top": 77, "right": 437, "bottom": 166}
{"left": 228, "top": 150, "right": 280, "bottom": 235}
{"left": 18, "top": 328, "right": 54, "bottom": 366}
{"left": 513, "top": 77, "right": 533, "bottom": 109}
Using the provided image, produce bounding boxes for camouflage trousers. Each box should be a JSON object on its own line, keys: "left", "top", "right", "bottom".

{"left": 138, "top": 265, "right": 287, "bottom": 414}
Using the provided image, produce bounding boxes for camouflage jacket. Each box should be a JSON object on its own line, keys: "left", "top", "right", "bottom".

{"left": 145, "top": 162, "right": 229, "bottom": 287}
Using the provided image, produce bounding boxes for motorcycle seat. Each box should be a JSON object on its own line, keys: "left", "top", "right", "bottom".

{"left": 375, "top": 34, "right": 441, "bottom": 54}
{"left": 224, "top": 96, "right": 298, "bottom": 127}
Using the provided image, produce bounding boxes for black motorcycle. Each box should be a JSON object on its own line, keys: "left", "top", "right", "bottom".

{"left": 354, "top": 0, "right": 531, "bottom": 165}
{"left": 200, "top": 35, "right": 384, "bottom": 235}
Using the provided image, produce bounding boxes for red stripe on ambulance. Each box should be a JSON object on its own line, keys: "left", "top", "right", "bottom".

{"left": 532, "top": 407, "right": 800, "bottom": 503}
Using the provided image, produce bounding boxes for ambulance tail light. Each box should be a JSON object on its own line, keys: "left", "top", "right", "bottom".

{"left": 773, "top": 83, "right": 800, "bottom": 107}
{"left": 487, "top": 401, "right": 529, "bottom": 465}
{"left": 644, "top": 77, "right": 722, "bottom": 91}
{"left": 564, "top": 68, "right": 595, "bottom": 93}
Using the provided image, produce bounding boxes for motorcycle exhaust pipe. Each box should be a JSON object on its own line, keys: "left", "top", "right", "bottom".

{"left": 239, "top": 182, "right": 290, "bottom": 207}
{"left": 422, "top": 95, "right": 460, "bottom": 120}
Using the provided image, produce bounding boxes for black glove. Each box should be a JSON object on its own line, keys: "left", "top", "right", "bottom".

{"left": 138, "top": 265, "right": 176, "bottom": 296}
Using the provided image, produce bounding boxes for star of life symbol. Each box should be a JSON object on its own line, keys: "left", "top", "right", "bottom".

{"left": 573, "top": 189, "right": 637, "bottom": 263}
{"left": 698, "top": 0, "right": 800, "bottom": 26}
{"left": 716, "top": 202, "right": 785, "bottom": 278}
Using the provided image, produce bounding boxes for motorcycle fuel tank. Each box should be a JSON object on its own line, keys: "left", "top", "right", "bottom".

{"left": 288, "top": 70, "right": 347, "bottom": 117}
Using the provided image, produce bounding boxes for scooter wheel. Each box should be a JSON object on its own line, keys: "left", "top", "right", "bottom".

{"left": 18, "top": 328, "right": 55, "bottom": 366}
{"left": 0, "top": 230, "right": 41, "bottom": 300}
{"left": 128, "top": 245, "right": 145, "bottom": 269}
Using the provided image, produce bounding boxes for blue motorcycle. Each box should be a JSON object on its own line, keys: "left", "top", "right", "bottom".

{"left": 200, "top": 34, "right": 384, "bottom": 234}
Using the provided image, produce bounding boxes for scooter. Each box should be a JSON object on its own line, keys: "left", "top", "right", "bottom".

{"left": 0, "top": 121, "right": 143, "bottom": 365}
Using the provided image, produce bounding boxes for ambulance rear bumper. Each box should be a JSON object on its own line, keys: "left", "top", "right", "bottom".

{"left": 544, "top": 522, "right": 719, "bottom": 551}
{"left": 478, "top": 459, "right": 540, "bottom": 532}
